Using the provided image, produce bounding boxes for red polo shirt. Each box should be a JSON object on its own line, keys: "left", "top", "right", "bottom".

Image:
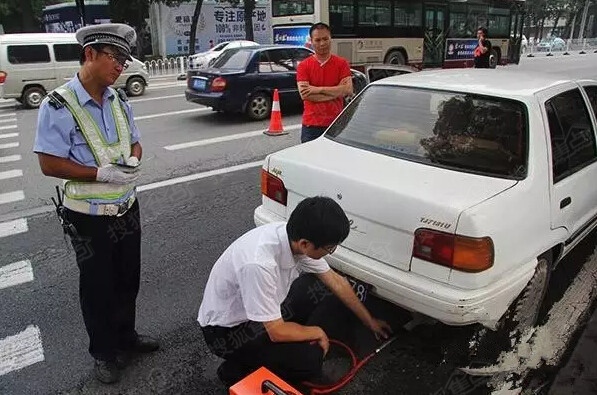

{"left": 296, "top": 54, "right": 352, "bottom": 127}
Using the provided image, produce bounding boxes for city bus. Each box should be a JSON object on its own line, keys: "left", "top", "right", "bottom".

{"left": 271, "top": 0, "right": 525, "bottom": 69}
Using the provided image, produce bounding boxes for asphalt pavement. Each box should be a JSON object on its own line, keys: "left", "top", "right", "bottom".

{"left": 1, "top": 54, "right": 597, "bottom": 395}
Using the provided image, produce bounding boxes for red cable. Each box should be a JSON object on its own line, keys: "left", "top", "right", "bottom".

{"left": 301, "top": 339, "right": 377, "bottom": 395}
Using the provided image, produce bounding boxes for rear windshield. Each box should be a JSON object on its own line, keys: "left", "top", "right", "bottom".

{"left": 326, "top": 85, "right": 528, "bottom": 179}
{"left": 211, "top": 49, "right": 252, "bottom": 69}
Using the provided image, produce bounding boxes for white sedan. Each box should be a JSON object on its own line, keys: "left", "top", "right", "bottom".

{"left": 188, "top": 40, "right": 259, "bottom": 69}
{"left": 254, "top": 69, "right": 597, "bottom": 357}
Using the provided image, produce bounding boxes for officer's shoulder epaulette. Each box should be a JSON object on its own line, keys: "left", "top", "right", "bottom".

{"left": 46, "top": 90, "right": 67, "bottom": 110}
{"left": 116, "top": 88, "right": 129, "bottom": 103}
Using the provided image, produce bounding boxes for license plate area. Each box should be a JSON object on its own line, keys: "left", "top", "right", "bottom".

{"left": 339, "top": 271, "right": 371, "bottom": 302}
{"left": 192, "top": 77, "right": 207, "bottom": 91}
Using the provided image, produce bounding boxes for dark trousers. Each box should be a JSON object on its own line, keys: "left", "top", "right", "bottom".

{"left": 65, "top": 200, "right": 142, "bottom": 361}
{"left": 201, "top": 274, "right": 351, "bottom": 382}
{"left": 301, "top": 125, "right": 328, "bottom": 143}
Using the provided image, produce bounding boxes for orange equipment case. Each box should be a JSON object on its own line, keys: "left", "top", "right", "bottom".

{"left": 229, "top": 366, "right": 304, "bottom": 395}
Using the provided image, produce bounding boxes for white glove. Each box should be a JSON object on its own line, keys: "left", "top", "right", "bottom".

{"left": 126, "top": 156, "right": 140, "bottom": 167}
{"left": 96, "top": 164, "right": 140, "bottom": 185}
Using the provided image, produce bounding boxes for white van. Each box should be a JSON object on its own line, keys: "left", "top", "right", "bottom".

{"left": 0, "top": 33, "right": 149, "bottom": 108}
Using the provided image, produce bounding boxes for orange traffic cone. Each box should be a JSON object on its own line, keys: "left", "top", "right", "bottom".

{"left": 264, "top": 89, "right": 288, "bottom": 136}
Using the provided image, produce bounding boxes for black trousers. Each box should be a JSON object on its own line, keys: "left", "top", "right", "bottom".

{"left": 201, "top": 274, "right": 352, "bottom": 382}
{"left": 65, "top": 200, "right": 141, "bottom": 361}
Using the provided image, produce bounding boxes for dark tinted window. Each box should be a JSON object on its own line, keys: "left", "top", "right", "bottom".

{"left": 272, "top": 0, "right": 314, "bottom": 16}
{"left": 293, "top": 48, "right": 312, "bottom": 68}
{"left": 546, "top": 89, "right": 597, "bottom": 183}
{"left": 584, "top": 86, "right": 597, "bottom": 117}
{"left": 7, "top": 45, "right": 50, "bottom": 64}
{"left": 211, "top": 48, "right": 252, "bottom": 69}
{"left": 258, "top": 51, "right": 273, "bottom": 73}
{"left": 54, "top": 43, "right": 82, "bottom": 62}
{"left": 267, "top": 49, "right": 295, "bottom": 72}
{"left": 327, "top": 85, "right": 528, "bottom": 179}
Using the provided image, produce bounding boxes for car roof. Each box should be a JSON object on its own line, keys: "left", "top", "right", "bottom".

{"left": 232, "top": 44, "right": 311, "bottom": 52}
{"left": 371, "top": 68, "right": 587, "bottom": 98}
{"left": 0, "top": 33, "right": 77, "bottom": 44}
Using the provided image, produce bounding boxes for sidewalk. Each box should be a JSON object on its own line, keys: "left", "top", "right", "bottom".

{"left": 549, "top": 303, "right": 597, "bottom": 394}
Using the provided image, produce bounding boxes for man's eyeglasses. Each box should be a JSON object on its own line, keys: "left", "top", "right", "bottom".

{"left": 323, "top": 245, "right": 337, "bottom": 255}
{"left": 98, "top": 50, "right": 129, "bottom": 70}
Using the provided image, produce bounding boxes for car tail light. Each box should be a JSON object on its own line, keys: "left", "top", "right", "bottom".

{"left": 211, "top": 77, "right": 226, "bottom": 92}
{"left": 0, "top": 71, "right": 6, "bottom": 84}
{"left": 413, "top": 228, "right": 494, "bottom": 272}
{"left": 261, "top": 169, "right": 287, "bottom": 206}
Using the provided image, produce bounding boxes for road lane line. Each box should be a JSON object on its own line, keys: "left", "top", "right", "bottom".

{"left": 0, "top": 218, "right": 28, "bottom": 238}
{"left": 0, "top": 142, "right": 19, "bottom": 150}
{"left": 136, "top": 108, "right": 209, "bottom": 121}
{"left": 0, "top": 118, "right": 17, "bottom": 124}
{"left": 130, "top": 94, "right": 183, "bottom": 103}
{"left": 0, "top": 155, "right": 21, "bottom": 163}
{"left": 138, "top": 161, "right": 263, "bottom": 192}
{"left": 0, "top": 113, "right": 16, "bottom": 118}
{"left": 0, "top": 326, "right": 44, "bottom": 376}
{"left": 0, "top": 125, "right": 17, "bottom": 131}
{"left": 0, "top": 260, "right": 34, "bottom": 290}
{"left": 164, "top": 124, "right": 301, "bottom": 151}
{"left": 0, "top": 133, "right": 18, "bottom": 139}
{"left": 0, "top": 191, "right": 24, "bottom": 205}
{"left": 0, "top": 170, "right": 22, "bottom": 181}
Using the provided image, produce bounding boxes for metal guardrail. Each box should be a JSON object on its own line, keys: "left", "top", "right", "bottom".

{"left": 144, "top": 56, "right": 190, "bottom": 77}
{"left": 525, "top": 38, "right": 597, "bottom": 57}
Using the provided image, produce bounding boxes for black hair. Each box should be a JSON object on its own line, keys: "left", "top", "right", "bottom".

{"left": 286, "top": 196, "right": 350, "bottom": 249}
{"left": 79, "top": 43, "right": 107, "bottom": 65}
{"left": 478, "top": 27, "right": 488, "bottom": 36}
{"left": 309, "top": 22, "right": 331, "bottom": 38}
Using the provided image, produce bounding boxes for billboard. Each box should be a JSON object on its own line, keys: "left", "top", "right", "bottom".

{"left": 445, "top": 38, "right": 478, "bottom": 61}
{"left": 157, "top": 1, "right": 272, "bottom": 56}
{"left": 42, "top": 1, "right": 110, "bottom": 33}
{"left": 273, "top": 25, "right": 311, "bottom": 47}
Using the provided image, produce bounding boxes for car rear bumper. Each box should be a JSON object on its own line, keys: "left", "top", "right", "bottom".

{"left": 254, "top": 204, "right": 536, "bottom": 329}
{"left": 185, "top": 89, "right": 226, "bottom": 110}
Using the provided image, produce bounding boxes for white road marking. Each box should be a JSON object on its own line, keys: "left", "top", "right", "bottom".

{"left": 0, "top": 118, "right": 17, "bottom": 124}
{"left": 130, "top": 94, "right": 183, "bottom": 103}
{"left": 0, "top": 191, "right": 24, "bottom": 205}
{"left": 0, "top": 325, "right": 44, "bottom": 376}
{"left": 0, "top": 170, "right": 22, "bottom": 181}
{"left": 147, "top": 82, "right": 186, "bottom": 90}
{"left": 0, "top": 125, "right": 17, "bottom": 131}
{"left": 0, "top": 260, "right": 34, "bottom": 290}
{"left": 0, "top": 142, "right": 19, "bottom": 150}
{"left": 0, "top": 218, "right": 28, "bottom": 238}
{"left": 138, "top": 161, "right": 263, "bottom": 192}
{"left": 0, "top": 155, "right": 21, "bottom": 164}
{"left": 136, "top": 108, "right": 209, "bottom": 121}
{"left": 0, "top": 113, "right": 16, "bottom": 118}
{"left": 164, "top": 124, "right": 301, "bottom": 151}
{"left": 0, "top": 133, "right": 18, "bottom": 139}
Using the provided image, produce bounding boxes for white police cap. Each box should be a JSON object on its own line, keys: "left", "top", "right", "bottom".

{"left": 76, "top": 23, "right": 136, "bottom": 60}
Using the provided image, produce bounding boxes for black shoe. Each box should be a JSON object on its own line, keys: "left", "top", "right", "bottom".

{"left": 94, "top": 359, "right": 120, "bottom": 384}
{"left": 115, "top": 352, "right": 131, "bottom": 369}
{"left": 217, "top": 360, "right": 251, "bottom": 387}
{"left": 130, "top": 334, "right": 160, "bottom": 353}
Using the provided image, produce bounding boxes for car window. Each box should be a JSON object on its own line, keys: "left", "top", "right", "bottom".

{"left": 583, "top": 85, "right": 597, "bottom": 118}
{"left": 211, "top": 48, "right": 251, "bottom": 69}
{"left": 54, "top": 43, "right": 82, "bottom": 62}
{"left": 213, "top": 42, "right": 229, "bottom": 51}
{"left": 293, "top": 48, "right": 312, "bottom": 68}
{"left": 7, "top": 45, "right": 50, "bottom": 64}
{"left": 266, "top": 49, "right": 295, "bottom": 72}
{"left": 258, "top": 51, "right": 273, "bottom": 72}
{"left": 327, "top": 85, "right": 528, "bottom": 179}
{"left": 546, "top": 89, "right": 597, "bottom": 183}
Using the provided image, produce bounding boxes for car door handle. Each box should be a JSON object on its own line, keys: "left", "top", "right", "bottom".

{"left": 560, "top": 197, "right": 572, "bottom": 209}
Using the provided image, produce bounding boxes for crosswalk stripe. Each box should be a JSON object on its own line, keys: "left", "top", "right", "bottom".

{"left": 0, "top": 326, "right": 44, "bottom": 376}
{"left": 0, "top": 191, "right": 25, "bottom": 205}
{"left": 0, "top": 118, "right": 16, "bottom": 124}
{"left": 0, "top": 113, "right": 16, "bottom": 118}
{"left": 0, "top": 170, "right": 23, "bottom": 181}
{"left": 0, "top": 142, "right": 19, "bottom": 150}
{"left": 0, "top": 125, "right": 17, "bottom": 131}
{"left": 0, "top": 260, "right": 34, "bottom": 290}
{"left": 0, "top": 133, "right": 18, "bottom": 139}
{"left": 0, "top": 155, "right": 21, "bottom": 163}
{"left": 0, "top": 218, "right": 28, "bottom": 238}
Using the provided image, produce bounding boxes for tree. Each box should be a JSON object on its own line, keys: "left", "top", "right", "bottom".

{"left": 188, "top": 0, "right": 205, "bottom": 55}
{"left": 0, "top": 0, "right": 62, "bottom": 33}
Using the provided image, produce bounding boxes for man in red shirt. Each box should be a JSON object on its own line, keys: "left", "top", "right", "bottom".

{"left": 297, "top": 22, "right": 353, "bottom": 143}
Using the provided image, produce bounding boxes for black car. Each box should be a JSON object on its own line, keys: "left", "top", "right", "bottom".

{"left": 185, "top": 45, "right": 313, "bottom": 120}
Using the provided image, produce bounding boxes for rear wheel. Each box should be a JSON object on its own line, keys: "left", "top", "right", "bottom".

{"left": 246, "top": 92, "right": 271, "bottom": 121}
{"left": 384, "top": 50, "right": 406, "bottom": 65}
{"left": 126, "top": 77, "right": 146, "bottom": 96}
{"left": 489, "top": 49, "right": 499, "bottom": 69}
{"left": 22, "top": 86, "right": 46, "bottom": 109}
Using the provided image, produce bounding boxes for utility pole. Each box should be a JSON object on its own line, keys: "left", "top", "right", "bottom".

{"left": 75, "top": 0, "right": 86, "bottom": 27}
{"left": 578, "top": 0, "right": 591, "bottom": 41}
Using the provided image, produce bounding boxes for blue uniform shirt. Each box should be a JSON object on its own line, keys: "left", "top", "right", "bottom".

{"left": 33, "top": 74, "right": 140, "bottom": 167}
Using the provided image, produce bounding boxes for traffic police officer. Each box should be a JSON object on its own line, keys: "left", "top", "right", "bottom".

{"left": 33, "top": 23, "right": 158, "bottom": 384}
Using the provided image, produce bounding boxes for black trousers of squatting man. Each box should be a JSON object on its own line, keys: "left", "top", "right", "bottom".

{"left": 202, "top": 274, "right": 355, "bottom": 383}
{"left": 65, "top": 200, "right": 142, "bottom": 362}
